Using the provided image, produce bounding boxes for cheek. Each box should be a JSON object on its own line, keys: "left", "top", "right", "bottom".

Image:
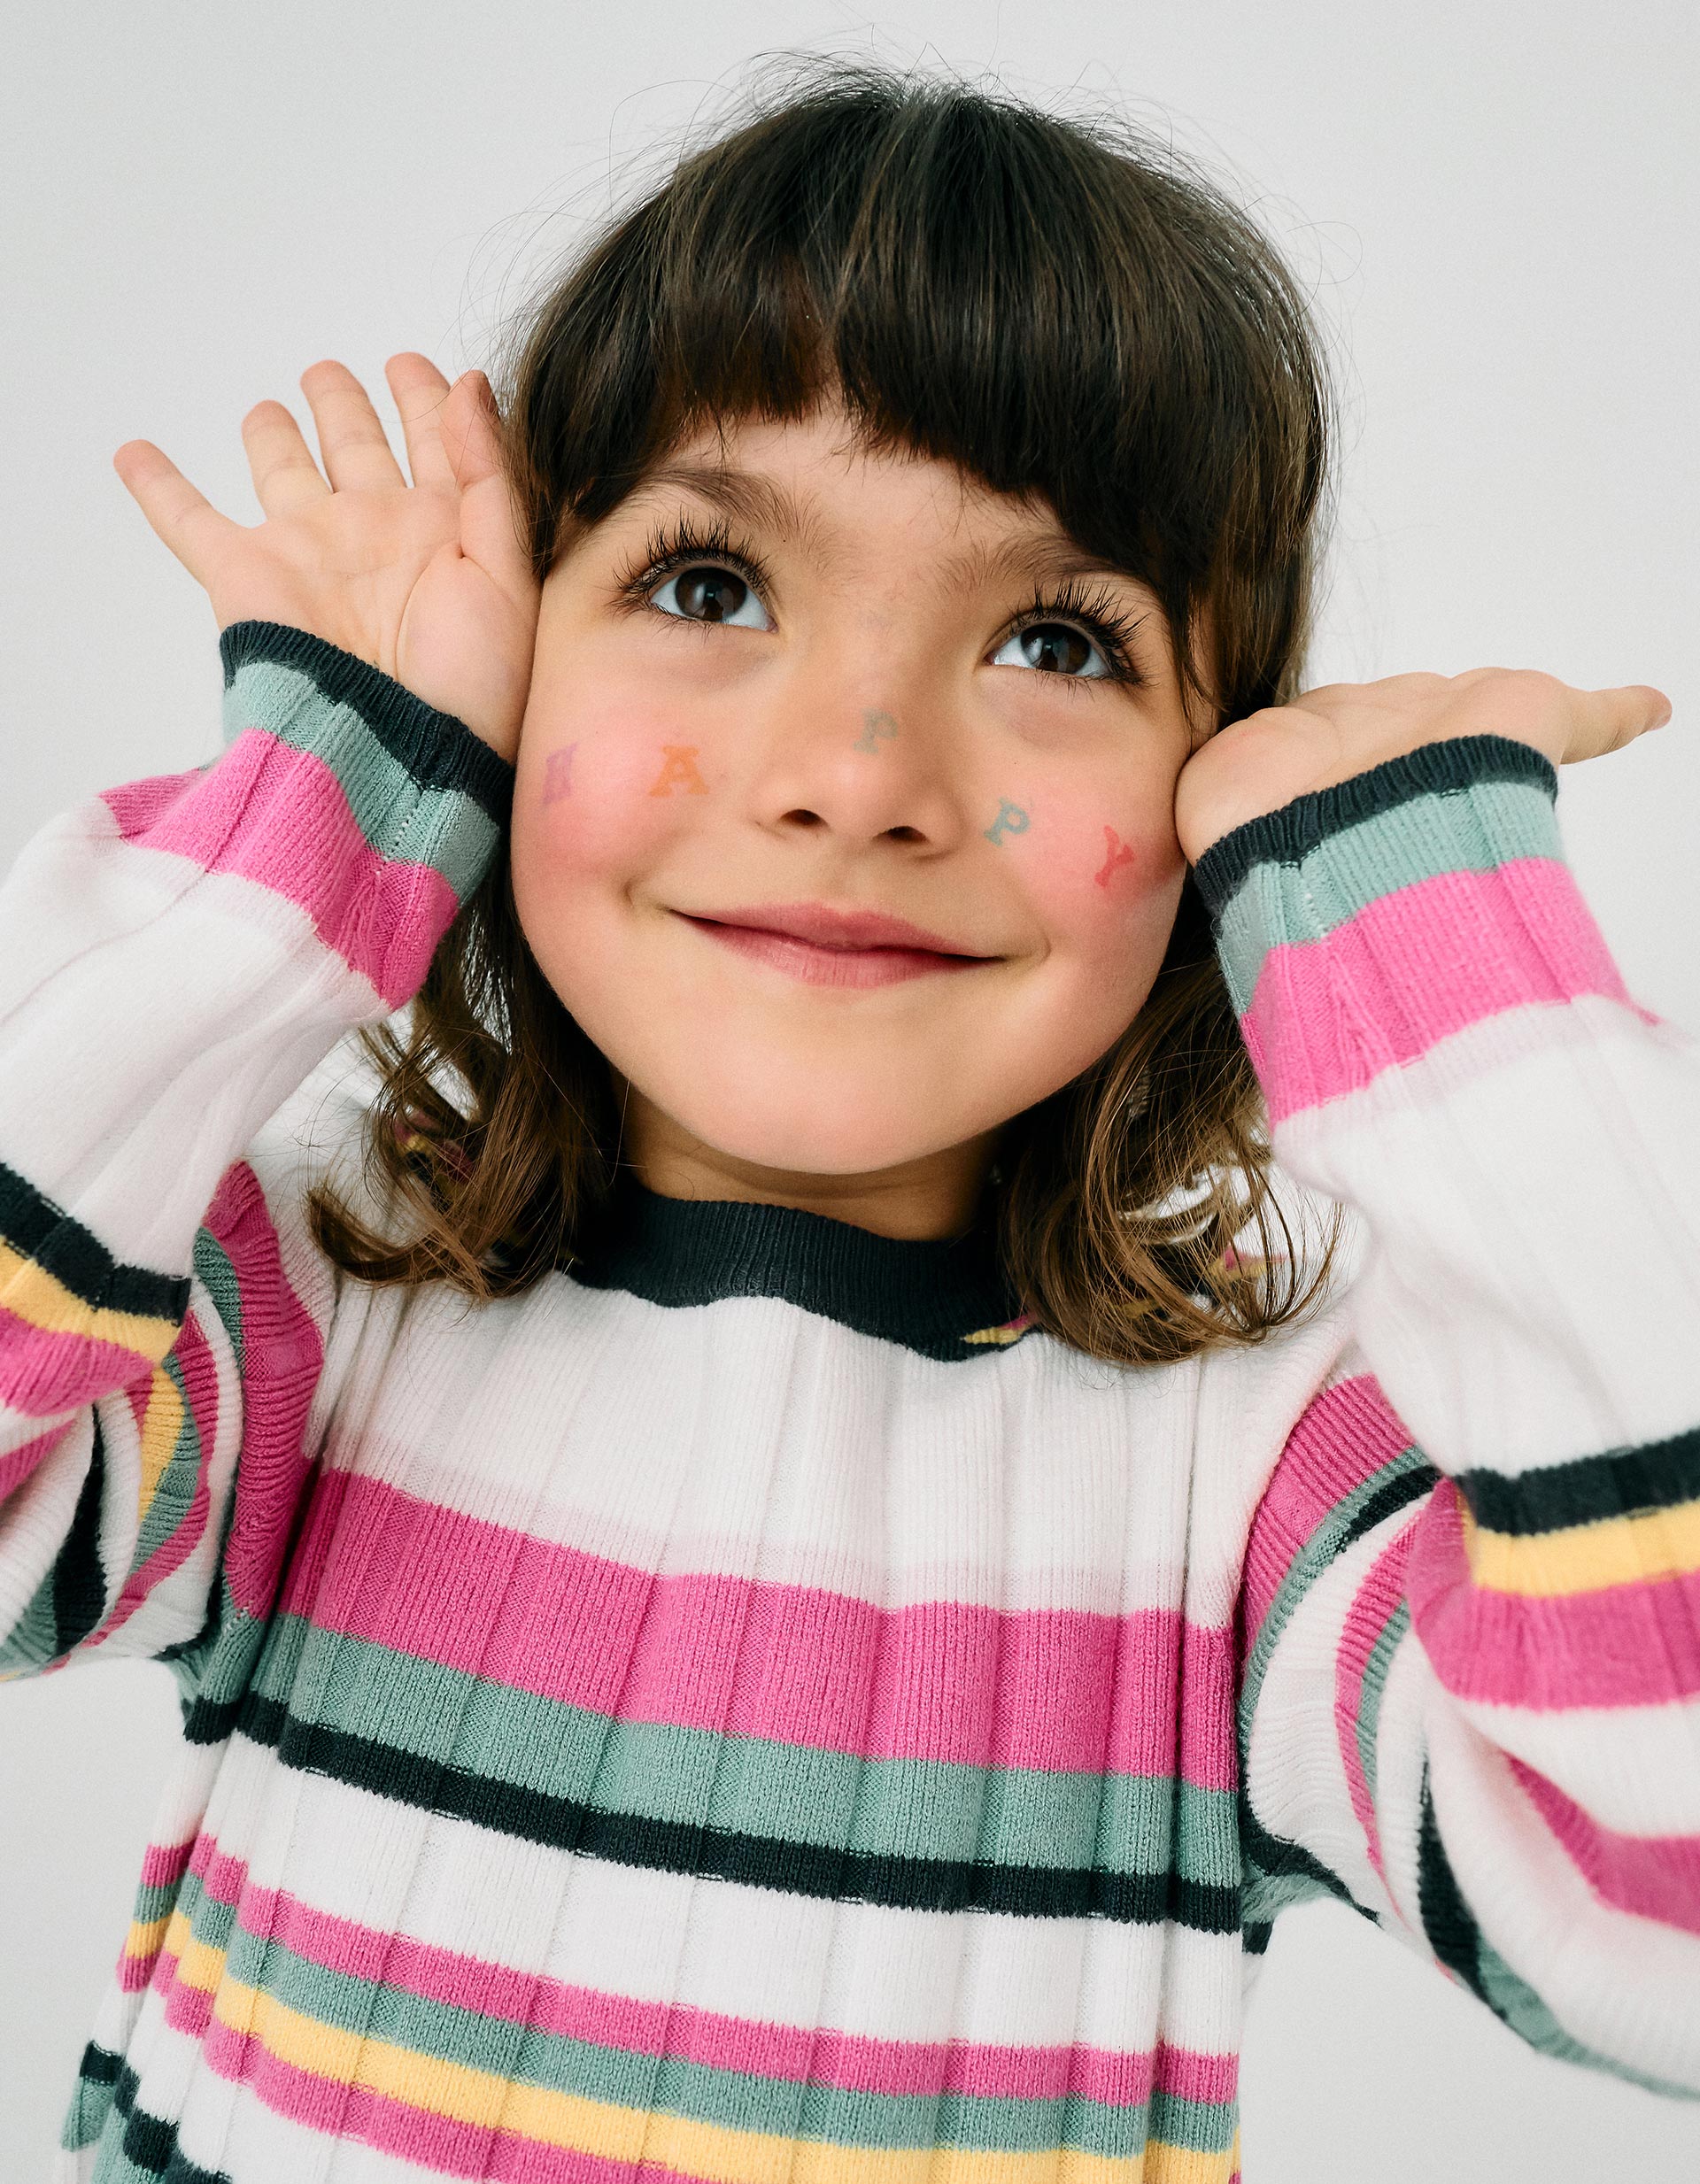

{"left": 514, "top": 708, "right": 716, "bottom": 885}
{"left": 1011, "top": 799, "right": 1187, "bottom": 965}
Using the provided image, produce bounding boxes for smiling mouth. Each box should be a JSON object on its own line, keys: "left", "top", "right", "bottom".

{"left": 677, "top": 913, "right": 992, "bottom": 989}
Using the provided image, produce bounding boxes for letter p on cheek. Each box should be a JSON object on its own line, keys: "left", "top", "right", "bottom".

{"left": 984, "top": 799, "right": 1031, "bottom": 845}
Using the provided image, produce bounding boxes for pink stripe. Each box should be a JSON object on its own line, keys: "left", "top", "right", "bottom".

{"left": 201, "top": 1162, "right": 325, "bottom": 1618}
{"left": 1409, "top": 1481, "right": 1700, "bottom": 1708}
{"left": 139, "top": 1836, "right": 197, "bottom": 1890}
{"left": 182, "top": 1836, "right": 1237, "bottom": 2110}
{"left": 282, "top": 1468, "right": 1235, "bottom": 1787}
{"left": 0, "top": 1421, "right": 71, "bottom": 1497}
{"left": 0, "top": 1306, "right": 162, "bottom": 1417}
{"left": 1508, "top": 1757, "right": 1700, "bottom": 1936}
{"left": 88, "top": 1312, "right": 222, "bottom": 1648}
{"left": 1240, "top": 859, "right": 1633, "bottom": 1123}
{"left": 1333, "top": 1525, "right": 1413, "bottom": 1887}
{"left": 1241, "top": 1374, "right": 1418, "bottom": 1657}
{"left": 102, "top": 729, "right": 460, "bottom": 1008}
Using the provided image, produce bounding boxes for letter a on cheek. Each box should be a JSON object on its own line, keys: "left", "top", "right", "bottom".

{"left": 1094, "top": 826, "right": 1135, "bottom": 888}
{"left": 648, "top": 745, "right": 709, "bottom": 796}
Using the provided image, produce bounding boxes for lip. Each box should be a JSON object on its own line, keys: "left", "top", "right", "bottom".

{"left": 686, "top": 901, "right": 987, "bottom": 954}
{"left": 676, "top": 900, "right": 995, "bottom": 990}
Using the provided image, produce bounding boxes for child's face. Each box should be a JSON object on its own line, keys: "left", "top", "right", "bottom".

{"left": 509, "top": 397, "right": 1205, "bottom": 1230}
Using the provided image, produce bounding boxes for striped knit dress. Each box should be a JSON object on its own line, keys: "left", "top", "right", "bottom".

{"left": 1, "top": 621, "right": 1696, "bottom": 2184}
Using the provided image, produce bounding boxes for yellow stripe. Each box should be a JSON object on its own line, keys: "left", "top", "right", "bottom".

{"left": 137, "top": 1366, "right": 187, "bottom": 1517}
{"left": 1464, "top": 1494, "right": 1700, "bottom": 1596}
{"left": 121, "top": 1914, "right": 171, "bottom": 1963}
{"left": 0, "top": 1233, "right": 178, "bottom": 1366}
{"left": 174, "top": 1949, "right": 1237, "bottom": 2184}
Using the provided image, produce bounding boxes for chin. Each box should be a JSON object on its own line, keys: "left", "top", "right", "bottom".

{"left": 649, "top": 1061, "right": 983, "bottom": 1180}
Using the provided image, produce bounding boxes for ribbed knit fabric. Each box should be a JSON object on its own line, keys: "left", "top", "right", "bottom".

{"left": 1, "top": 621, "right": 1696, "bottom": 2184}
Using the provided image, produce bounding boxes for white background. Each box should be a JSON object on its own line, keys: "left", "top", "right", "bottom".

{"left": 2, "top": 3, "right": 1697, "bottom": 2177}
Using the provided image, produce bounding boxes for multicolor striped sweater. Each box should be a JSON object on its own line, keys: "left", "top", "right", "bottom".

{"left": 2, "top": 621, "right": 1696, "bottom": 2184}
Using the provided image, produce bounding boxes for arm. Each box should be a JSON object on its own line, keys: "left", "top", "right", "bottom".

{"left": 0, "top": 621, "right": 510, "bottom": 1680}
{"left": 1194, "top": 732, "right": 1700, "bottom": 2095}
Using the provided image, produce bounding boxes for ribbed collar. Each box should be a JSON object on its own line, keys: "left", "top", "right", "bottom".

{"left": 564, "top": 1169, "right": 1034, "bottom": 1362}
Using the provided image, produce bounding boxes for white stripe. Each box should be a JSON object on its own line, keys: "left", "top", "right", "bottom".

{"left": 1444, "top": 1687, "right": 1700, "bottom": 1836}
{"left": 1271, "top": 993, "right": 1700, "bottom": 1470}
{"left": 194, "top": 1733, "right": 1244, "bottom": 2055}
{"left": 317, "top": 1274, "right": 1220, "bottom": 1614}
{"left": 0, "top": 818, "right": 387, "bottom": 1273}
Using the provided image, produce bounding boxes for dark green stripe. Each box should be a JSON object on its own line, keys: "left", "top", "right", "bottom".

{"left": 220, "top": 621, "right": 513, "bottom": 827}
{"left": 234, "top": 1610, "right": 1236, "bottom": 1888}
{"left": 565, "top": 1169, "right": 1026, "bottom": 1362}
{"left": 106, "top": 2057, "right": 232, "bottom": 2183}
{"left": 1457, "top": 1425, "right": 1700, "bottom": 1538}
{"left": 236, "top": 1690, "right": 1240, "bottom": 1931}
{"left": 1192, "top": 734, "right": 1556, "bottom": 921}
{"left": 50, "top": 1416, "right": 109, "bottom": 1655}
{"left": 0, "top": 1159, "right": 187, "bottom": 1325}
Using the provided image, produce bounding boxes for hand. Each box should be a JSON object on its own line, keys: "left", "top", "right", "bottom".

{"left": 112, "top": 355, "right": 541, "bottom": 760}
{"left": 1173, "top": 668, "right": 1673, "bottom": 868}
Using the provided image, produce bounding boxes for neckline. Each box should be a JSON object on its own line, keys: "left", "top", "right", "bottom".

{"left": 562, "top": 1169, "right": 1035, "bottom": 1362}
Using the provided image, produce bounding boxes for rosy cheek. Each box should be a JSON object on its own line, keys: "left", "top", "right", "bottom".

{"left": 521, "top": 723, "right": 721, "bottom": 878}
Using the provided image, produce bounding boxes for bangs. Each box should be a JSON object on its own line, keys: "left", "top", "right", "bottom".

{"left": 501, "top": 57, "right": 1333, "bottom": 724}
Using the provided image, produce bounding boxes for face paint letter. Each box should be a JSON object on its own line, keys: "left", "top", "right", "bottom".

{"left": 542, "top": 743, "right": 577, "bottom": 804}
{"left": 648, "top": 745, "right": 708, "bottom": 797}
{"left": 1094, "top": 825, "right": 1135, "bottom": 887}
{"left": 853, "top": 707, "right": 900, "bottom": 754}
{"left": 984, "top": 799, "right": 1030, "bottom": 845}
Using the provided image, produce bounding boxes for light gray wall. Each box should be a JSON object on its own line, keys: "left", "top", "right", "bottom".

{"left": 2, "top": 3, "right": 1696, "bottom": 2177}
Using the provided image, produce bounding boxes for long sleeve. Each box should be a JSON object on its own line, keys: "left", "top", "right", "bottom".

{"left": 0, "top": 621, "right": 510, "bottom": 1698}
{"left": 1194, "top": 734, "right": 1700, "bottom": 2096}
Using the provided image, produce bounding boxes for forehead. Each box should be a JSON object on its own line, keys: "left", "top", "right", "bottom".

{"left": 621, "top": 405, "right": 1163, "bottom": 606}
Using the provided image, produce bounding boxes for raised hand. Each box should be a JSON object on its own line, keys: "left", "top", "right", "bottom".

{"left": 1174, "top": 667, "right": 1673, "bottom": 867}
{"left": 112, "top": 355, "right": 541, "bottom": 760}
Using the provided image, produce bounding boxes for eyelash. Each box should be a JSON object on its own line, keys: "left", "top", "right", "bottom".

{"left": 612, "top": 515, "right": 1149, "bottom": 691}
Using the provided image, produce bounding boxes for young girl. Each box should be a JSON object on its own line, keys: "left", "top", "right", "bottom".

{"left": 3, "top": 56, "right": 1695, "bottom": 2184}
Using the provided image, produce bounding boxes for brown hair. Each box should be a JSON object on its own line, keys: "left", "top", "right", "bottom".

{"left": 310, "top": 53, "right": 1343, "bottom": 1365}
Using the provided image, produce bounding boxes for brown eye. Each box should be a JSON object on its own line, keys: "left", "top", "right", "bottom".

{"left": 655, "top": 564, "right": 765, "bottom": 626}
{"left": 1016, "top": 623, "right": 1096, "bottom": 675}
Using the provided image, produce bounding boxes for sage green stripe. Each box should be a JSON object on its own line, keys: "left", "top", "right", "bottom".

{"left": 1214, "top": 778, "right": 1563, "bottom": 1015}
{"left": 224, "top": 659, "right": 499, "bottom": 901}
{"left": 1474, "top": 1935, "right": 1700, "bottom": 2102}
{"left": 1239, "top": 1443, "right": 1431, "bottom": 1736}
{"left": 202, "top": 1918, "right": 1232, "bottom": 2154}
{"left": 0, "top": 1554, "right": 63, "bottom": 1671}
{"left": 251, "top": 1613, "right": 1236, "bottom": 1883}
{"left": 191, "top": 1227, "right": 244, "bottom": 1368}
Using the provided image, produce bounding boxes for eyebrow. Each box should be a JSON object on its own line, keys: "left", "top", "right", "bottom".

{"left": 630, "top": 461, "right": 1155, "bottom": 604}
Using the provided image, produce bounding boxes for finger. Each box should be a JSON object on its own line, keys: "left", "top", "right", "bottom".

{"left": 112, "top": 440, "right": 243, "bottom": 590}
{"left": 1565, "top": 683, "right": 1673, "bottom": 762}
{"left": 298, "top": 358, "right": 407, "bottom": 494}
{"left": 383, "top": 353, "right": 458, "bottom": 490}
{"left": 442, "top": 372, "right": 539, "bottom": 601}
{"left": 241, "top": 399, "right": 332, "bottom": 519}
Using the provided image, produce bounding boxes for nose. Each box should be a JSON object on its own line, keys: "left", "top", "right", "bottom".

{"left": 739, "top": 637, "right": 970, "bottom": 852}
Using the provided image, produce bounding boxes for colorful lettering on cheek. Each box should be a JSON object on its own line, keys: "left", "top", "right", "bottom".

{"left": 1094, "top": 826, "right": 1136, "bottom": 888}
{"left": 542, "top": 744, "right": 578, "bottom": 804}
{"left": 647, "top": 745, "right": 708, "bottom": 797}
{"left": 984, "top": 799, "right": 1030, "bottom": 845}
{"left": 853, "top": 707, "right": 900, "bottom": 753}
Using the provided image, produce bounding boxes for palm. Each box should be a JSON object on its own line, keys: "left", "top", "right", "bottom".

{"left": 112, "top": 355, "right": 541, "bottom": 760}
